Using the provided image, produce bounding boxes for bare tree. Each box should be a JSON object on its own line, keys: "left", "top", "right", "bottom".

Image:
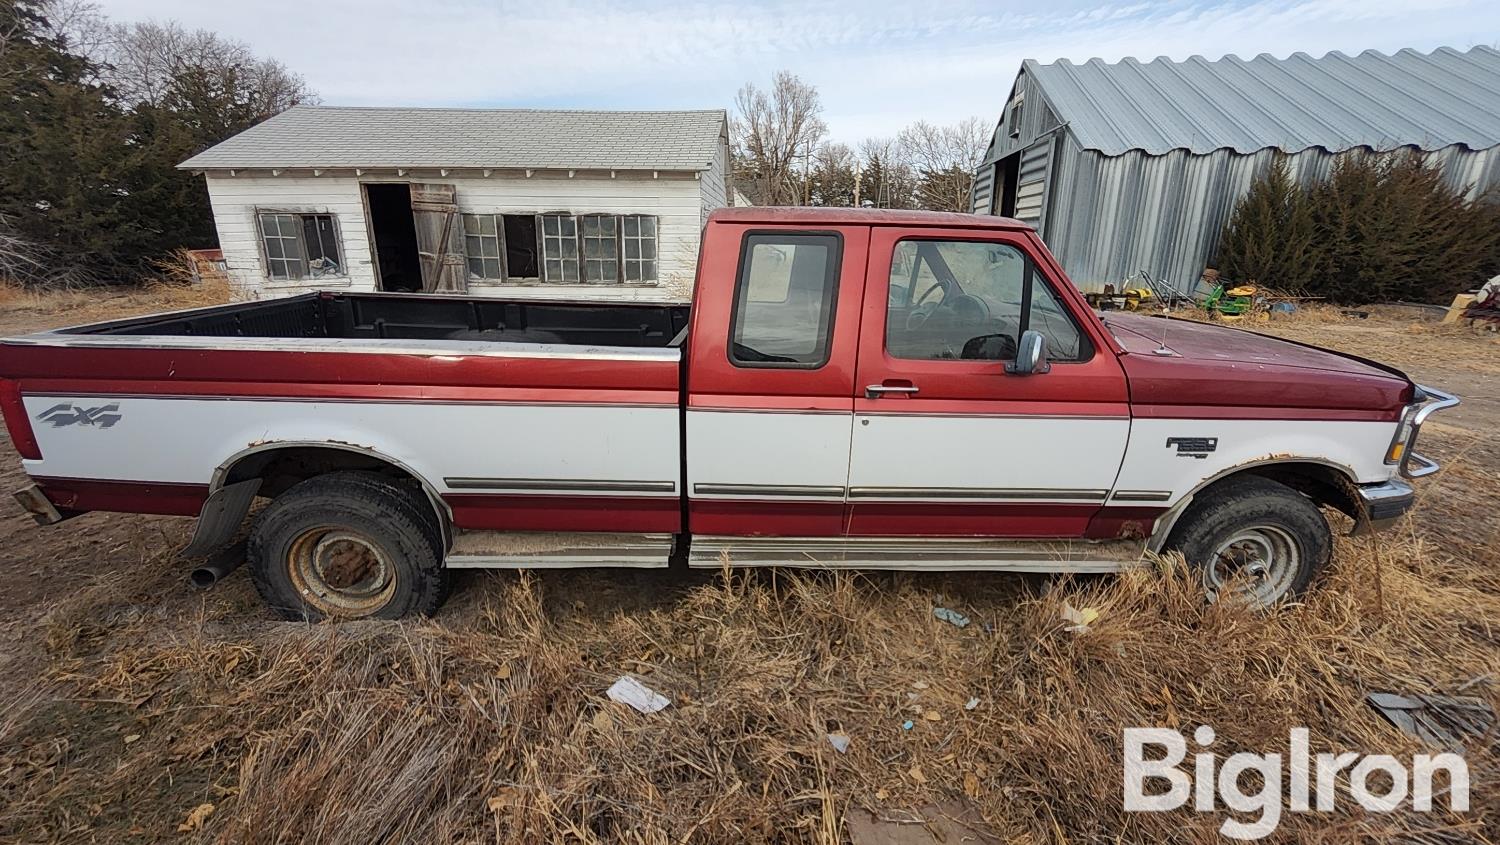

{"left": 732, "top": 71, "right": 826, "bottom": 206}
{"left": 898, "top": 116, "right": 990, "bottom": 212}
{"left": 37, "top": 0, "right": 107, "bottom": 57}
{"left": 857, "top": 136, "right": 920, "bottom": 209}
{"left": 86, "top": 19, "right": 313, "bottom": 111}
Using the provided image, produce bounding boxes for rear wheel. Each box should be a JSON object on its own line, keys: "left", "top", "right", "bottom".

{"left": 248, "top": 472, "right": 449, "bottom": 620}
{"left": 1164, "top": 475, "right": 1331, "bottom": 607}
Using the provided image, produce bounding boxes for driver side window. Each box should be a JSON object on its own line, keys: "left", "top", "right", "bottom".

{"left": 885, "top": 239, "right": 1086, "bottom": 362}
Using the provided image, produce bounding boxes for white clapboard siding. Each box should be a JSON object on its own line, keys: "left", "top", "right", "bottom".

{"left": 699, "top": 132, "right": 731, "bottom": 225}
{"left": 203, "top": 171, "right": 709, "bottom": 303}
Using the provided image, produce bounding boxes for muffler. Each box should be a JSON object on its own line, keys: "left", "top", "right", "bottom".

{"left": 190, "top": 541, "right": 247, "bottom": 589}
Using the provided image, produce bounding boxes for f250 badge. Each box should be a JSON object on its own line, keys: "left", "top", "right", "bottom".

{"left": 36, "top": 403, "right": 122, "bottom": 429}
{"left": 1165, "top": 436, "right": 1217, "bottom": 459}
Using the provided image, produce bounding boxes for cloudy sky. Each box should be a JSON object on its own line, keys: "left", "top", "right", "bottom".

{"left": 93, "top": 0, "right": 1498, "bottom": 141}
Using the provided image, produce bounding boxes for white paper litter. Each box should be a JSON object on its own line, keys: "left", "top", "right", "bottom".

{"left": 965, "top": 697, "right": 980, "bottom": 711}
{"left": 827, "top": 733, "right": 851, "bottom": 753}
{"left": 606, "top": 676, "right": 670, "bottom": 714}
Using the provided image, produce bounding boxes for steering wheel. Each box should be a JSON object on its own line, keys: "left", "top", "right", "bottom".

{"left": 915, "top": 280, "right": 947, "bottom": 307}
{"left": 906, "top": 280, "right": 950, "bottom": 330}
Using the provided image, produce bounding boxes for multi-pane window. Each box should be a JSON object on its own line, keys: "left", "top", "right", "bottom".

{"left": 462, "top": 214, "right": 503, "bottom": 280}
{"left": 458, "top": 212, "right": 659, "bottom": 285}
{"left": 580, "top": 215, "right": 619, "bottom": 283}
{"left": 621, "top": 215, "right": 657, "bottom": 282}
{"left": 541, "top": 214, "right": 580, "bottom": 283}
{"left": 258, "top": 213, "right": 343, "bottom": 281}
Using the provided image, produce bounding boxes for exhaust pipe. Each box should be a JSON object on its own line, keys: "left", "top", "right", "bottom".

{"left": 190, "top": 541, "right": 247, "bottom": 589}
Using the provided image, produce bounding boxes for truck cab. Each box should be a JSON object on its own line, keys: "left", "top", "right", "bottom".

{"left": 1, "top": 207, "right": 1457, "bottom": 619}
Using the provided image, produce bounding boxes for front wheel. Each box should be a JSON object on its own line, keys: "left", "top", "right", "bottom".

{"left": 248, "top": 472, "right": 449, "bottom": 620}
{"left": 1164, "top": 475, "right": 1332, "bottom": 607}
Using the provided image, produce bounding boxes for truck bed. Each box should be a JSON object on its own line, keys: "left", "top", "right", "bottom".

{"left": 57, "top": 292, "right": 691, "bottom": 348}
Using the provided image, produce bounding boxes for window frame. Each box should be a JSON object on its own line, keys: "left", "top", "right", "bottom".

{"left": 461, "top": 212, "right": 660, "bottom": 286}
{"left": 1007, "top": 92, "right": 1024, "bottom": 139}
{"left": 579, "top": 212, "right": 621, "bottom": 283}
{"left": 256, "top": 210, "right": 347, "bottom": 283}
{"left": 727, "top": 229, "right": 844, "bottom": 371}
{"left": 620, "top": 214, "right": 658, "bottom": 283}
{"left": 882, "top": 236, "right": 1092, "bottom": 364}
{"left": 462, "top": 213, "right": 507, "bottom": 281}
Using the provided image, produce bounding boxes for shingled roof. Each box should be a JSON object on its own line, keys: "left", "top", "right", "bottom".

{"left": 1023, "top": 46, "right": 1500, "bottom": 156}
{"left": 178, "top": 106, "right": 728, "bottom": 171}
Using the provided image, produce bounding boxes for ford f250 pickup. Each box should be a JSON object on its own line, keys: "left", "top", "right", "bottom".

{"left": 0, "top": 207, "right": 1458, "bottom": 619}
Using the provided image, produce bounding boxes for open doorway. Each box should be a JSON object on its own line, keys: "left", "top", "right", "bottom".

{"left": 365, "top": 183, "right": 423, "bottom": 292}
{"left": 996, "top": 152, "right": 1020, "bottom": 218}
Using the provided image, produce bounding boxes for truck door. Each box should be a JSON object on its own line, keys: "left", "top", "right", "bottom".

{"left": 847, "top": 226, "right": 1130, "bottom": 537}
{"left": 685, "top": 223, "right": 869, "bottom": 537}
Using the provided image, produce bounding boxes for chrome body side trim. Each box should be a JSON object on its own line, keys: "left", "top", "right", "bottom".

{"left": 443, "top": 477, "right": 675, "bottom": 494}
{"left": 688, "top": 535, "right": 1145, "bottom": 573}
{"left": 847, "top": 487, "right": 1108, "bottom": 501}
{"left": 1109, "top": 490, "right": 1173, "bottom": 502}
{"left": 692, "top": 483, "right": 845, "bottom": 498}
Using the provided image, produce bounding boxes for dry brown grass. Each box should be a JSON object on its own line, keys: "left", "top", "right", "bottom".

{"left": 1, "top": 536, "right": 1495, "bottom": 844}
{"left": 0, "top": 306, "right": 1495, "bottom": 843}
{"left": 0, "top": 252, "right": 233, "bottom": 336}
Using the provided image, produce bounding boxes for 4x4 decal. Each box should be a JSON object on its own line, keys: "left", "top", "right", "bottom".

{"left": 36, "top": 403, "right": 123, "bottom": 429}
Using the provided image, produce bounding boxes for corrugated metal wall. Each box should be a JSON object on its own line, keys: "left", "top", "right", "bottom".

{"left": 975, "top": 60, "right": 1500, "bottom": 294}
{"left": 1043, "top": 143, "right": 1500, "bottom": 293}
{"left": 971, "top": 164, "right": 994, "bottom": 215}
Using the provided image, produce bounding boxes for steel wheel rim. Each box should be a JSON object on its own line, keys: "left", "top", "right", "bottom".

{"left": 286, "top": 526, "right": 397, "bottom": 616}
{"left": 1206, "top": 525, "right": 1300, "bottom": 606}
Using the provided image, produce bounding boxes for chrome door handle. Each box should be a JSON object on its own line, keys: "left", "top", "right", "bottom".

{"left": 866, "top": 384, "right": 919, "bottom": 398}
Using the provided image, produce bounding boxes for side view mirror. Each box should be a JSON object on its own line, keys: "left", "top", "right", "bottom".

{"left": 1005, "top": 330, "right": 1051, "bottom": 375}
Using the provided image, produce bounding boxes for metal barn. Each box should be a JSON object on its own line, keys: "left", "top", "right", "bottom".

{"left": 972, "top": 46, "right": 1500, "bottom": 293}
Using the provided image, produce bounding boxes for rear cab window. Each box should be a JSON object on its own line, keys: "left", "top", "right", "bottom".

{"left": 728, "top": 233, "right": 842, "bottom": 368}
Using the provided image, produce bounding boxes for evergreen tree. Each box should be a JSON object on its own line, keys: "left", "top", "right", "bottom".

{"left": 0, "top": 1, "right": 141, "bottom": 282}
{"left": 1304, "top": 152, "right": 1500, "bottom": 303}
{"left": 1212, "top": 155, "right": 1316, "bottom": 291}
{"left": 0, "top": 4, "right": 312, "bottom": 285}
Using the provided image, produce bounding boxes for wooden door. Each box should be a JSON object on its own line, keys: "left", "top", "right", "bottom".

{"left": 410, "top": 183, "right": 467, "bottom": 292}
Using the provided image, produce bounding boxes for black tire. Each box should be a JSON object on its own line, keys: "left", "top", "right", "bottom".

{"left": 1163, "top": 474, "right": 1331, "bottom": 607}
{"left": 248, "top": 472, "right": 450, "bottom": 620}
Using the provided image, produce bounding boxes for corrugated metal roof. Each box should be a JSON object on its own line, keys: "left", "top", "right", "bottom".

{"left": 178, "top": 106, "right": 727, "bottom": 171}
{"left": 1025, "top": 46, "right": 1500, "bottom": 156}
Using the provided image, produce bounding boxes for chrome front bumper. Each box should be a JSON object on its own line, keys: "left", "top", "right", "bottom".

{"left": 1356, "top": 479, "right": 1416, "bottom": 532}
{"left": 1397, "top": 384, "right": 1460, "bottom": 479}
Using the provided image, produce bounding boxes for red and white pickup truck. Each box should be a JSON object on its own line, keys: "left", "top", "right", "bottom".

{"left": 0, "top": 208, "right": 1457, "bottom": 619}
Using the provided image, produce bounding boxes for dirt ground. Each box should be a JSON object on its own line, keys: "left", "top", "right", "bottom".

{"left": 0, "top": 290, "right": 1496, "bottom": 844}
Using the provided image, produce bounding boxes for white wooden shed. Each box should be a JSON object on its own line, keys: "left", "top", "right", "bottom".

{"left": 178, "top": 106, "right": 731, "bottom": 303}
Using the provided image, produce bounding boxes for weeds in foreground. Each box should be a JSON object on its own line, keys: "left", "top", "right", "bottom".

{"left": 2, "top": 532, "right": 1495, "bottom": 843}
